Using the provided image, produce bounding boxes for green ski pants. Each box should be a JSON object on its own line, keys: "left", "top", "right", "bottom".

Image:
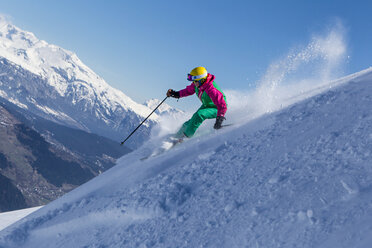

{"left": 177, "top": 106, "right": 218, "bottom": 138}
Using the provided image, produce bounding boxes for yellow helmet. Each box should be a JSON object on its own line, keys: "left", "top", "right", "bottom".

{"left": 187, "top": 66, "right": 208, "bottom": 81}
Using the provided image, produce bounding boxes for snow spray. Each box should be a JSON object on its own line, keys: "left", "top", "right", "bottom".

{"left": 226, "top": 21, "right": 348, "bottom": 125}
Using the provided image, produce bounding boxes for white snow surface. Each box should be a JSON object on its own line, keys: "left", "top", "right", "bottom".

{"left": 0, "top": 207, "right": 43, "bottom": 232}
{"left": 1, "top": 66, "right": 372, "bottom": 247}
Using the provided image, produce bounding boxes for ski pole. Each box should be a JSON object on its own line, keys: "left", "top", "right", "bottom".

{"left": 120, "top": 96, "right": 169, "bottom": 145}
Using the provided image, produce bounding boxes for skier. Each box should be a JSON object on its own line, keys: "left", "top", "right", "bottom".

{"left": 167, "top": 66, "right": 227, "bottom": 141}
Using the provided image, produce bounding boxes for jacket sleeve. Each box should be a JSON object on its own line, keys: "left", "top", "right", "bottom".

{"left": 205, "top": 84, "right": 227, "bottom": 117}
{"left": 179, "top": 83, "right": 196, "bottom": 98}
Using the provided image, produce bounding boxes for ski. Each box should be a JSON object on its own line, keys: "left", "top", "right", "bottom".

{"left": 140, "top": 124, "right": 232, "bottom": 161}
{"left": 140, "top": 138, "right": 183, "bottom": 161}
{"left": 221, "top": 123, "right": 233, "bottom": 128}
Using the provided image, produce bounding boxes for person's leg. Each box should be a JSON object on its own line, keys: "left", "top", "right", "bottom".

{"left": 176, "top": 107, "right": 218, "bottom": 138}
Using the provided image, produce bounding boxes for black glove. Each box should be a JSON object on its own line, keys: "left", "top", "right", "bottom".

{"left": 214, "top": 116, "right": 225, "bottom": 129}
{"left": 167, "top": 89, "right": 180, "bottom": 98}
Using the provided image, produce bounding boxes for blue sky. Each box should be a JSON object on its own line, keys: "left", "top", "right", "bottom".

{"left": 1, "top": 0, "right": 372, "bottom": 111}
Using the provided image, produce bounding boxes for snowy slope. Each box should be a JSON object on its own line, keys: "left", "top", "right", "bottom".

{"left": 0, "top": 16, "right": 157, "bottom": 147}
{"left": 0, "top": 207, "right": 43, "bottom": 232}
{"left": 1, "top": 67, "right": 372, "bottom": 247}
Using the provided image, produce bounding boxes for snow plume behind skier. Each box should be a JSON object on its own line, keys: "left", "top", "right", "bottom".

{"left": 167, "top": 66, "right": 228, "bottom": 141}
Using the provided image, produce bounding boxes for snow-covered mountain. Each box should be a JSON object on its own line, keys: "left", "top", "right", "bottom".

{"left": 1, "top": 64, "right": 372, "bottom": 247}
{"left": 0, "top": 16, "right": 158, "bottom": 148}
{"left": 0, "top": 97, "right": 131, "bottom": 212}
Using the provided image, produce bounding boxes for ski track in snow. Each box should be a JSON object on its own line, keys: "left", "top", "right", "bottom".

{"left": 2, "top": 69, "right": 372, "bottom": 247}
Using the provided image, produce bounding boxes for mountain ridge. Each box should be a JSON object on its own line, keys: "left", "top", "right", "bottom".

{"left": 0, "top": 16, "right": 162, "bottom": 148}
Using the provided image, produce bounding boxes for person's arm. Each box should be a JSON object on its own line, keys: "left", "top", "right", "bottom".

{"left": 205, "top": 84, "right": 227, "bottom": 117}
{"left": 179, "top": 83, "right": 196, "bottom": 97}
{"left": 167, "top": 83, "right": 195, "bottom": 99}
{"left": 205, "top": 83, "right": 227, "bottom": 129}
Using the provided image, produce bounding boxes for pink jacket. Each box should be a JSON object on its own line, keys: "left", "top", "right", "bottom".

{"left": 179, "top": 74, "right": 227, "bottom": 117}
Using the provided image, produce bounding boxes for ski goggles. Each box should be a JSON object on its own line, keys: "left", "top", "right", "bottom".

{"left": 187, "top": 72, "right": 208, "bottom": 81}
